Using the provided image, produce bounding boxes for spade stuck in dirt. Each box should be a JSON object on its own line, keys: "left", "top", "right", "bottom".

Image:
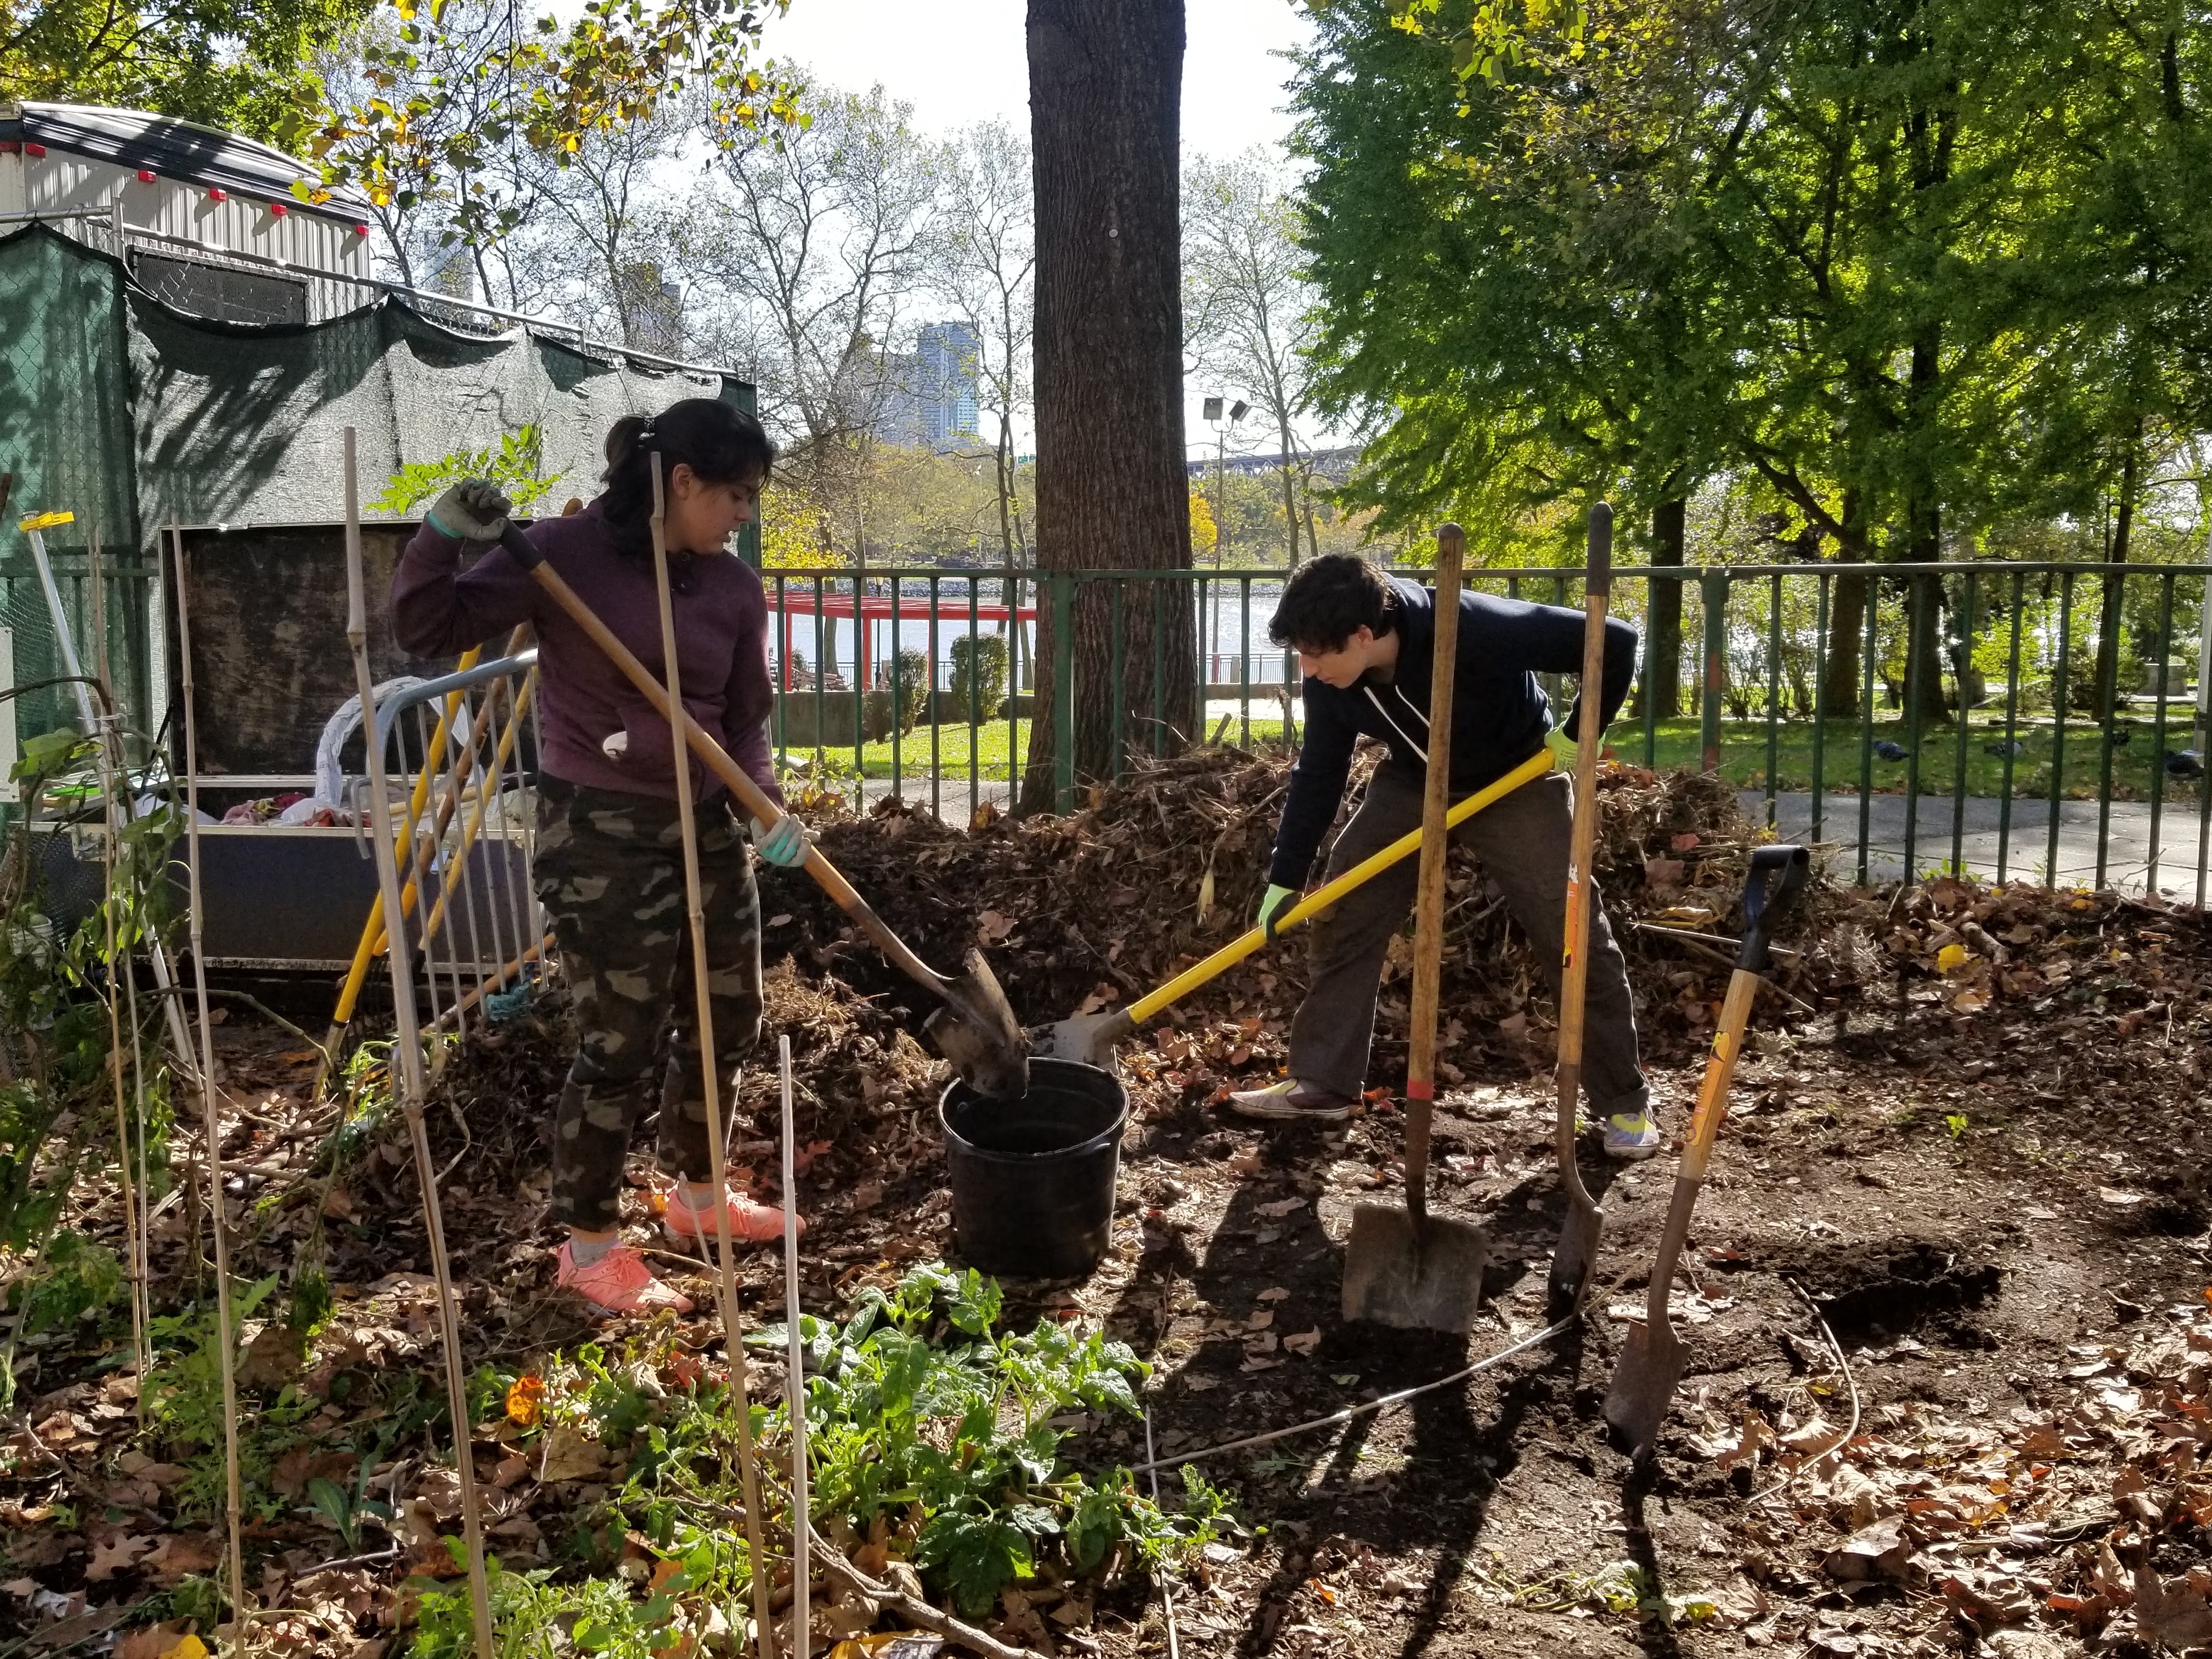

{"left": 1341, "top": 522, "right": 1490, "bottom": 1333}
{"left": 1604, "top": 843, "right": 1810, "bottom": 1453}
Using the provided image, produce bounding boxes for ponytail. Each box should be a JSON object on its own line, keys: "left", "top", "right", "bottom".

{"left": 600, "top": 398, "right": 776, "bottom": 551}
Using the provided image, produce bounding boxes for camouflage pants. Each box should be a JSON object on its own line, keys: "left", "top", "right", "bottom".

{"left": 533, "top": 779, "right": 763, "bottom": 1229}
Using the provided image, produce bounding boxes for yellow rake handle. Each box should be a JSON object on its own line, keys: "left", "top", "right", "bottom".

{"left": 1126, "top": 746, "right": 1554, "bottom": 1025}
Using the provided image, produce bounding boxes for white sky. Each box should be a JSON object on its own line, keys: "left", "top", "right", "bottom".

{"left": 754, "top": 0, "right": 1333, "bottom": 461}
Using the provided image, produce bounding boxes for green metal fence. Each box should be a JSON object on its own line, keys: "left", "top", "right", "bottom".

{"left": 764, "top": 560, "right": 2212, "bottom": 900}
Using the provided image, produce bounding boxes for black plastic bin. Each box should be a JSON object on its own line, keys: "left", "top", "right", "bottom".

{"left": 939, "top": 1058, "right": 1128, "bottom": 1279}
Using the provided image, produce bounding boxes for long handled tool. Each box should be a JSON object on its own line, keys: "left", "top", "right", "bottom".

{"left": 777, "top": 1034, "right": 811, "bottom": 1659}
{"left": 647, "top": 459, "right": 780, "bottom": 1658}
{"left": 1035, "top": 746, "right": 1553, "bottom": 1068}
{"left": 1546, "top": 503, "right": 1617, "bottom": 1312}
{"left": 1604, "top": 844, "right": 1809, "bottom": 1454}
{"left": 1341, "top": 522, "right": 1490, "bottom": 1333}
{"left": 493, "top": 521, "right": 1028, "bottom": 1099}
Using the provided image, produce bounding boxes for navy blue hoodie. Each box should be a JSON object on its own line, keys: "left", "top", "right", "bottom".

{"left": 1267, "top": 577, "right": 1639, "bottom": 889}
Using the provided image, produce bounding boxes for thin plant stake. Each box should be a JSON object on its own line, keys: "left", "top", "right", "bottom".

{"left": 780, "top": 1034, "right": 809, "bottom": 1659}
{"left": 341, "top": 432, "right": 496, "bottom": 1657}
{"left": 647, "top": 452, "right": 780, "bottom": 1659}
{"left": 169, "top": 520, "right": 250, "bottom": 1641}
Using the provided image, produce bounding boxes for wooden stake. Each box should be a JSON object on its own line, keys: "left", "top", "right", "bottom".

{"left": 169, "top": 520, "right": 250, "bottom": 1642}
{"left": 340, "top": 432, "right": 497, "bottom": 1657}
{"left": 648, "top": 452, "right": 780, "bottom": 1659}
{"left": 780, "top": 1034, "right": 808, "bottom": 1659}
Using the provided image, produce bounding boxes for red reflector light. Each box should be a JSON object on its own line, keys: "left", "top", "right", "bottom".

{"left": 25, "top": 142, "right": 47, "bottom": 158}
{"left": 207, "top": 188, "right": 227, "bottom": 202}
{"left": 269, "top": 202, "right": 288, "bottom": 217}
{"left": 354, "top": 222, "right": 370, "bottom": 236}
{"left": 136, "top": 168, "right": 155, "bottom": 183}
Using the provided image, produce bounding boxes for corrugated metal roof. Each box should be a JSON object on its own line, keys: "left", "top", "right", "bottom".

{"left": 0, "top": 101, "right": 372, "bottom": 221}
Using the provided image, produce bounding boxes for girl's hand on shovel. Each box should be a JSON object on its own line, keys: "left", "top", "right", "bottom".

{"left": 750, "top": 813, "right": 813, "bottom": 867}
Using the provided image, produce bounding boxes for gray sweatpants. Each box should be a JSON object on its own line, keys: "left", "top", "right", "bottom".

{"left": 1286, "top": 764, "right": 1649, "bottom": 1116}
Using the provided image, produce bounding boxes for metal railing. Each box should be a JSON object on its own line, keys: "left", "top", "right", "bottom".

{"left": 763, "top": 560, "right": 2212, "bottom": 899}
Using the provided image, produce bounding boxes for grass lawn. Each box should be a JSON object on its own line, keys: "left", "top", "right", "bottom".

{"left": 774, "top": 707, "right": 2210, "bottom": 804}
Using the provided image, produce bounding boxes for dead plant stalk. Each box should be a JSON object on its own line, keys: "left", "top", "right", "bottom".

{"left": 339, "top": 433, "right": 497, "bottom": 1656}
{"left": 168, "top": 520, "right": 250, "bottom": 1640}
{"left": 648, "top": 452, "right": 781, "bottom": 1659}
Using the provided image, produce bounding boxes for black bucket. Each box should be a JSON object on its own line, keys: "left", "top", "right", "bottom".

{"left": 939, "top": 1058, "right": 1128, "bottom": 1280}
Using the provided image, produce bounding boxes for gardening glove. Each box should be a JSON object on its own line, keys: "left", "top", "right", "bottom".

{"left": 751, "top": 813, "right": 812, "bottom": 868}
{"left": 425, "top": 478, "right": 512, "bottom": 543}
{"left": 1256, "top": 883, "right": 1297, "bottom": 943}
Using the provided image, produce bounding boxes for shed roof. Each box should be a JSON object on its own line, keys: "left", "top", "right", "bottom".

{"left": 0, "top": 101, "right": 373, "bottom": 222}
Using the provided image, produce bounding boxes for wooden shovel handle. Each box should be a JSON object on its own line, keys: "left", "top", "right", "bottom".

{"left": 1404, "top": 523, "right": 1465, "bottom": 1226}
{"left": 1554, "top": 505, "right": 1613, "bottom": 1200}
{"left": 498, "top": 526, "right": 952, "bottom": 997}
{"left": 1644, "top": 964, "right": 1758, "bottom": 1326}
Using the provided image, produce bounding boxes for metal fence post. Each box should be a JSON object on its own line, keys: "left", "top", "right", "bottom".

{"left": 1052, "top": 571, "right": 1075, "bottom": 814}
{"left": 1700, "top": 571, "right": 1729, "bottom": 774}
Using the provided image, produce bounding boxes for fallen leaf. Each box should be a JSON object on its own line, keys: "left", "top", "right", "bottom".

{"left": 1283, "top": 1329, "right": 1321, "bottom": 1357}
{"left": 1937, "top": 943, "right": 1971, "bottom": 974}
{"left": 2135, "top": 1568, "right": 2212, "bottom": 1650}
{"left": 978, "top": 910, "right": 1015, "bottom": 943}
{"left": 145, "top": 1533, "right": 221, "bottom": 1584}
{"left": 1256, "top": 1287, "right": 1290, "bottom": 1302}
{"left": 84, "top": 1534, "right": 154, "bottom": 1582}
{"left": 537, "top": 1426, "right": 608, "bottom": 1483}
{"left": 506, "top": 1373, "right": 545, "bottom": 1428}
{"left": 1255, "top": 1197, "right": 1306, "bottom": 1218}
{"left": 1825, "top": 1517, "right": 1911, "bottom": 1582}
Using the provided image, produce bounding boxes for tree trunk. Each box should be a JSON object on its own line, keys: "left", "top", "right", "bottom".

{"left": 2095, "top": 441, "right": 2138, "bottom": 716}
{"left": 1645, "top": 496, "right": 1686, "bottom": 717}
{"left": 1821, "top": 488, "right": 1868, "bottom": 721}
{"left": 1020, "top": 0, "right": 1197, "bottom": 812}
{"left": 1904, "top": 328, "right": 1950, "bottom": 722}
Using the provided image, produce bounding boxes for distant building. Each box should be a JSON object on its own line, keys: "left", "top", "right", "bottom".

{"left": 873, "top": 321, "right": 981, "bottom": 450}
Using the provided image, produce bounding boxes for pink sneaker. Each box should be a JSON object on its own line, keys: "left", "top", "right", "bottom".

{"left": 660, "top": 1184, "right": 802, "bottom": 1248}
{"left": 556, "top": 1241, "right": 695, "bottom": 1316}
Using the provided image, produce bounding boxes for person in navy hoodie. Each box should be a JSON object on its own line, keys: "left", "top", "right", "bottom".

{"left": 391, "top": 399, "right": 806, "bottom": 1314}
{"left": 1228, "top": 552, "right": 1657, "bottom": 1158}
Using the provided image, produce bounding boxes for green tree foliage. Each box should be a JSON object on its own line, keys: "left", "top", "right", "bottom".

{"left": 1295, "top": 0, "right": 2212, "bottom": 563}
{"left": 0, "top": 0, "right": 371, "bottom": 139}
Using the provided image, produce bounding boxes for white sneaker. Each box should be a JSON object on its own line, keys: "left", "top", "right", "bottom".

{"left": 1227, "top": 1079, "right": 1355, "bottom": 1124}
{"left": 1604, "top": 1109, "right": 1663, "bottom": 1160}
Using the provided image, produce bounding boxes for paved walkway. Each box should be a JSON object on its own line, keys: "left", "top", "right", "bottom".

{"left": 842, "top": 768, "right": 2212, "bottom": 901}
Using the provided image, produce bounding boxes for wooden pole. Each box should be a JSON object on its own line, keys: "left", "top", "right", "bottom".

{"left": 169, "top": 521, "right": 250, "bottom": 1642}
{"left": 648, "top": 453, "right": 780, "bottom": 1659}
{"left": 780, "top": 1034, "right": 809, "bottom": 1659}
{"left": 340, "top": 433, "right": 496, "bottom": 1657}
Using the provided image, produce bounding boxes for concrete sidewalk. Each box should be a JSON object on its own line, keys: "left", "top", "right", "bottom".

{"left": 1739, "top": 789, "right": 2212, "bottom": 896}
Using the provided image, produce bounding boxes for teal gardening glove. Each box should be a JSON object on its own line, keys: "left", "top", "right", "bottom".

{"left": 425, "top": 478, "right": 513, "bottom": 542}
{"left": 751, "top": 813, "right": 811, "bottom": 868}
{"left": 1256, "top": 883, "right": 1296, "bottom": 942}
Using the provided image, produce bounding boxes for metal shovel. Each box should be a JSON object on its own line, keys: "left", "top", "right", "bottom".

{"left": 494, "top": 522, "right": 1030, "bottom": 1100}
{"left": 1341, "top": 523, "right": 1490, "bottom": 1333}
{"left": 1604, "top": 844, "right": 1810, "bottom": 1454}
{"left": 1547, "top": 503, "right": 1617, "bottom": 1312}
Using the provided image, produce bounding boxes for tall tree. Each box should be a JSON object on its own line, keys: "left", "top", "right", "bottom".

{"left": 1184, "top": 149, "right": 1322, "bottom": 564}
{"left": 1022, "top": 0, "right": 1196, "bottom": 810}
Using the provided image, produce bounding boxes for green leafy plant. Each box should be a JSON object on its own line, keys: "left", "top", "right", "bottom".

{"left": 949, "top": 630, "right": 1011, "bottom": 723}
{"left": 1946, "top": 1111, "right": 1970, "bottom": 1139}
{"left": 371, "top": 425, "right": 567, "bottom": 518}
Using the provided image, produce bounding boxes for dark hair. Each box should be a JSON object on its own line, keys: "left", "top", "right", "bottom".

{"left": 1268, "top": 553, "right": 1400, "bottom": 653}
{"left": 600, "top": 397, "right": 777, "bottom": 550}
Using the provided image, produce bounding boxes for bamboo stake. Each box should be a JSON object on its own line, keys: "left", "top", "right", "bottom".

{"left": 648, "top": 452, "right": 780, "bottom": 1659}
{"left": 779, "top": 1034, "right": 808, "bottom": 1659}
{"left": 83, "top": 528, "right": 149, "bottom": 1418}
{"left": 168, "top": 520, "right": 250, "bottom": 1643}
{"left": 340, "top": 431, "right": 497, "bottom": 1657}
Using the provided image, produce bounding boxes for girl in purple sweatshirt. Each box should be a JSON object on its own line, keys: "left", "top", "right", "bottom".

{"left": 390, "top": 398, "right": 806, "bottom": 1316}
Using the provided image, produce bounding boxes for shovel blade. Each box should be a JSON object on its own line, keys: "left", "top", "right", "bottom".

{"left": 1545, "top": 1199, "right": 1605, "bottom": 1313}
{"left": 1603, "top": 1317, "right": 1686, "bottom": 1453}
{"left": 1340, "top": 1204, "right": 1489, "bottom": 1334}
{"left": 1031, "top": 1008, "right": 1137, "bottom": 1070}
{"left": 924, "top": 948, "right": 1030, "bottom": 1100}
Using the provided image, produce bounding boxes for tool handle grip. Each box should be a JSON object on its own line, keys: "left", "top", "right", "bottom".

{"left": 1737, "top": 844, "right": 1810, "bottom": 971}
{"left": 1406, "top": 522, "right": 1465, "bottom": 1203}
{"left": 1586, "top": 501, "right": 1612, "bottom": 600}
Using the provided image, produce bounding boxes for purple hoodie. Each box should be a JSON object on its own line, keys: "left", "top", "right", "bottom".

{"left": 388, "top": 500, "right": 782, "bottom": 809}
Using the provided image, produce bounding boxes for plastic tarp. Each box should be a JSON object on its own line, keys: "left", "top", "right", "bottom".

{"left": 0, "top": 222, "right": 756, "bottom": 541}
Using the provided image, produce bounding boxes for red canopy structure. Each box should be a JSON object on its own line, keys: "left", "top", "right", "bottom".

{"left": 763, "top": 585, "right": 1036, "bottom": 692}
